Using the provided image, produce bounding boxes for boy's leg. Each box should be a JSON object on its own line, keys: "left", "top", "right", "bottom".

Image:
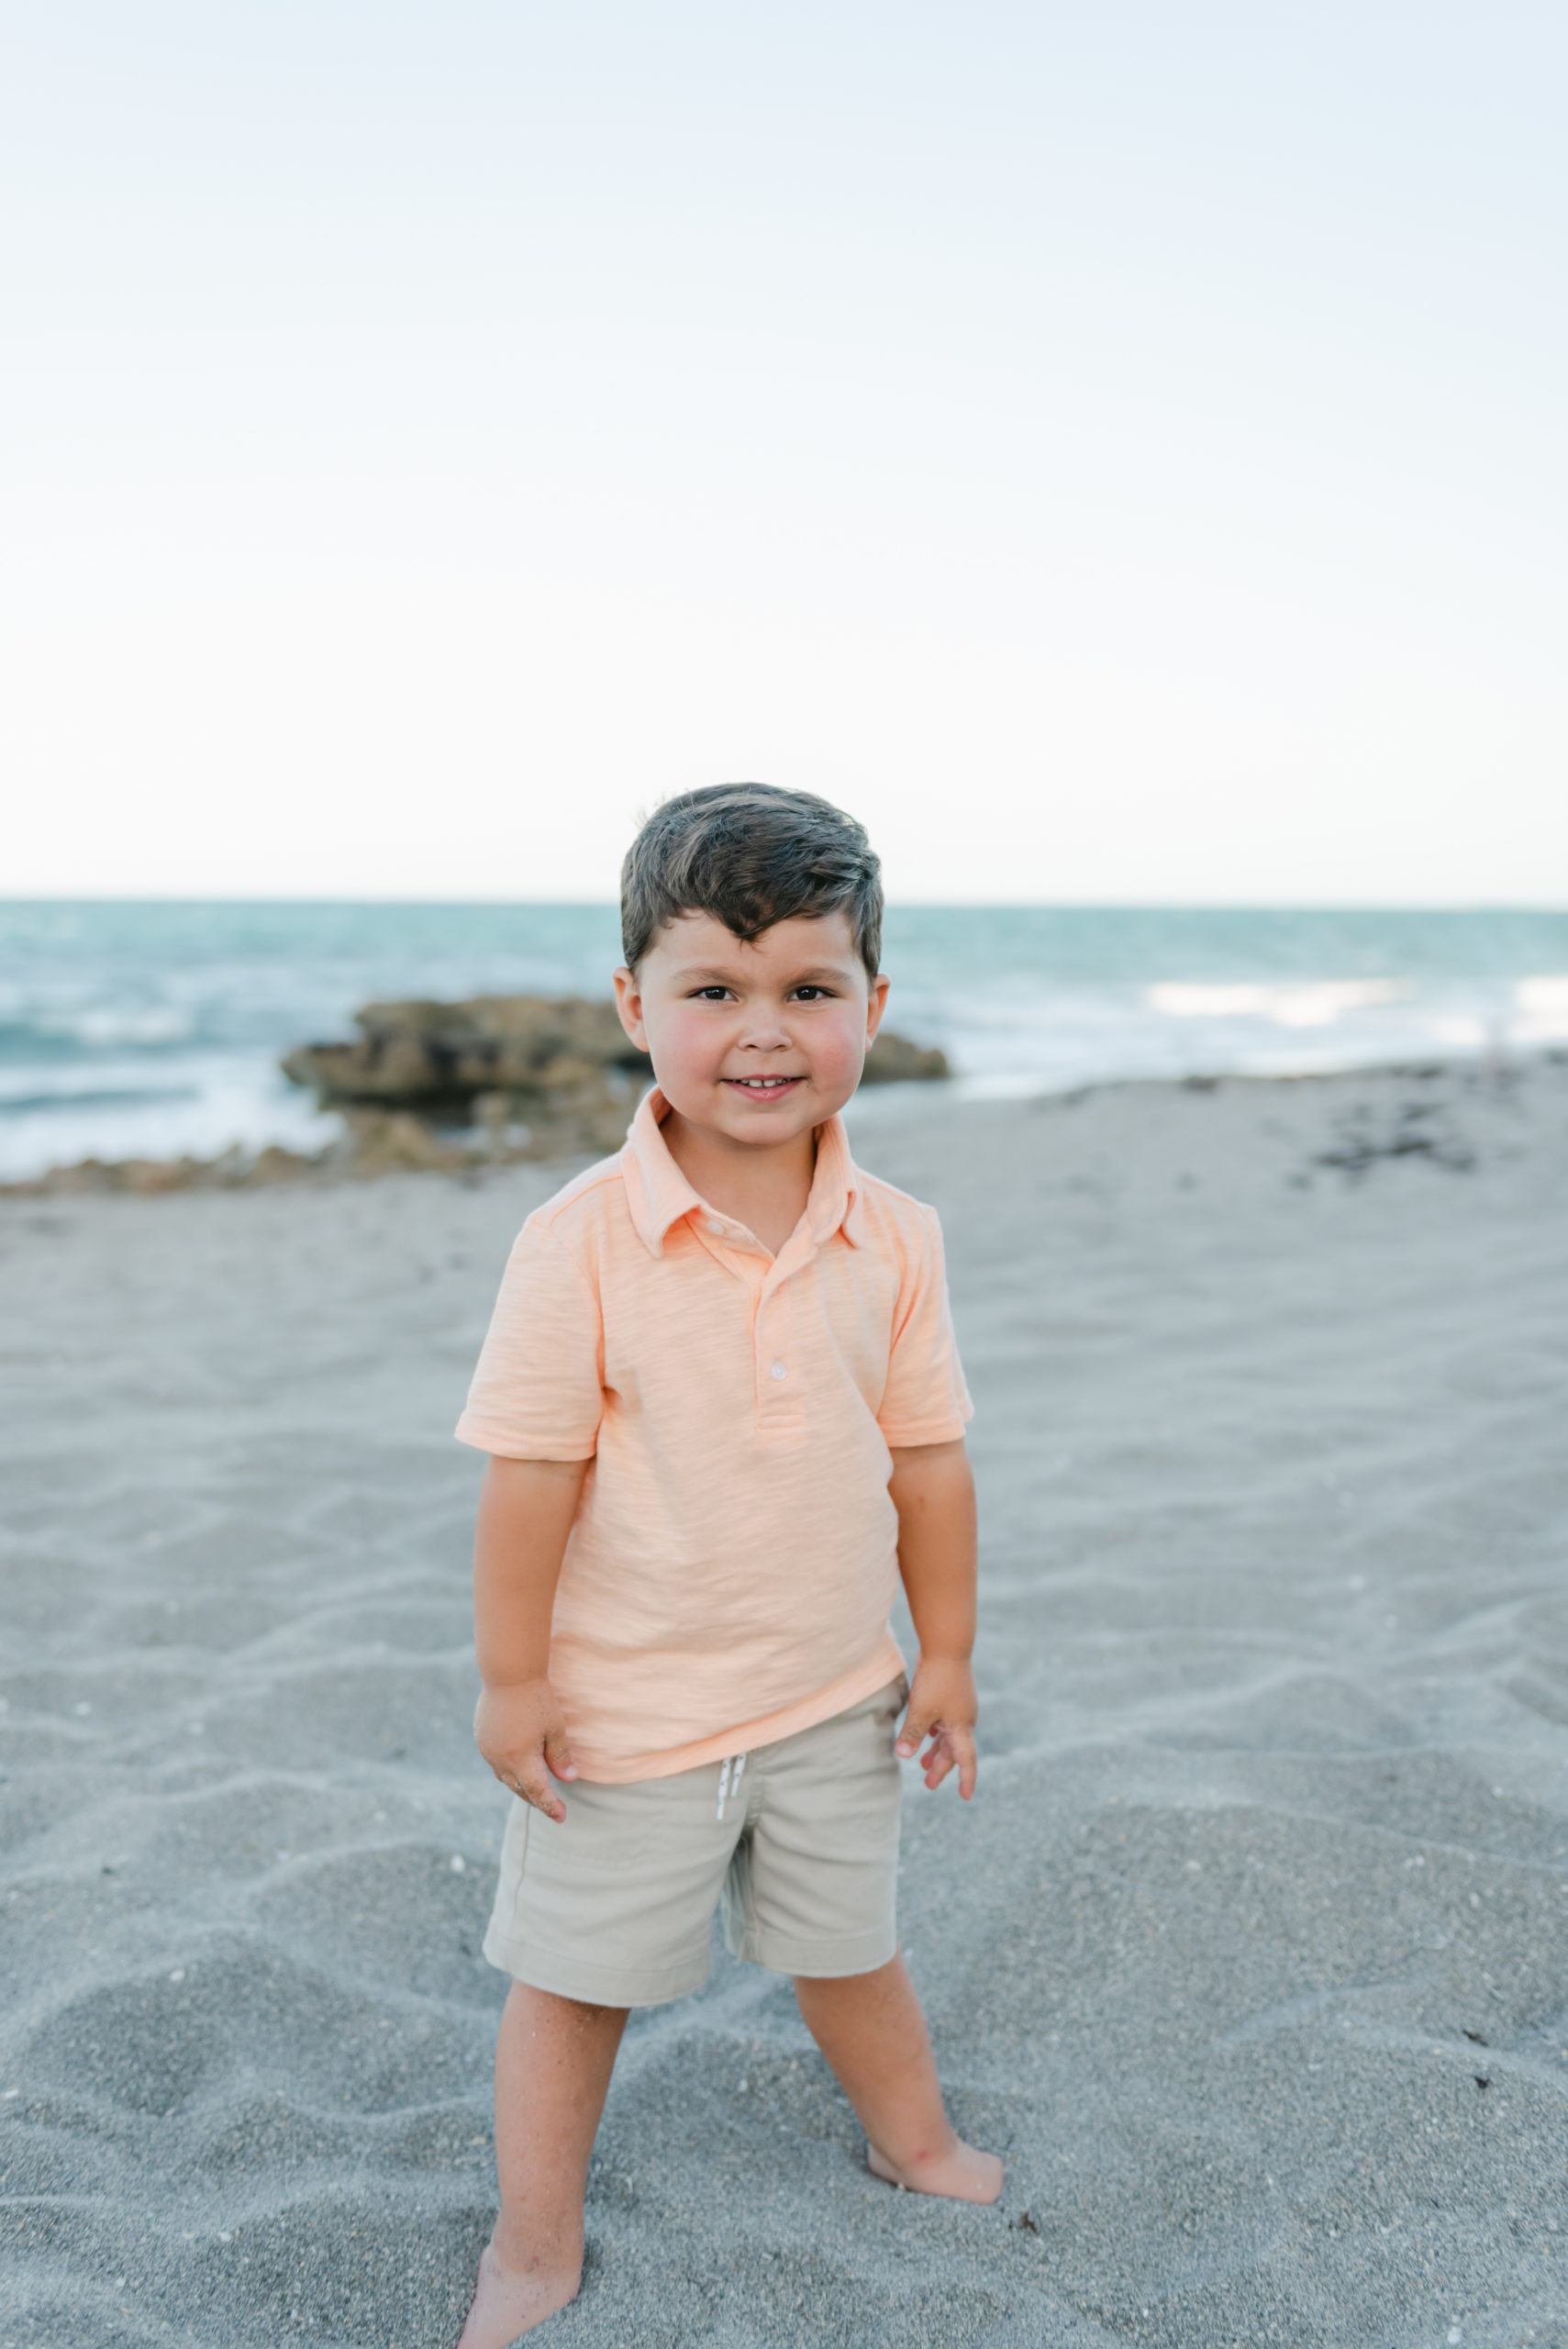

{"left": 793, "top": 1955, "right": 1003, "bottom": 2204}
{"left": 457, "top": 1981, "right": 628, "bottom": 2348}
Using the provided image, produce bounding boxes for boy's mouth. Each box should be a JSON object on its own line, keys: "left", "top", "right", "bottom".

{"left": 721, "top": 1075, "right": 804, "bottom": 1095}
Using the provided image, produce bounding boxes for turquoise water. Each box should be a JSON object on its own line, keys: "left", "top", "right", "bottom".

{"left": 2, "top": 901, "right": 1565, "bottom": 1179}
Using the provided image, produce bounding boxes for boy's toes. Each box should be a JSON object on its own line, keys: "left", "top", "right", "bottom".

{"left": 938, "top": 2142, "right": 1004, "bottom": 2204}
{"left": 865, "top": 2139, "right": 1005, "bottom": 2205}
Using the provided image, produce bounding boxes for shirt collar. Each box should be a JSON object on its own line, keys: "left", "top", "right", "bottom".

{"left": 622, "top": 1086, "right": 865, "bottom": 1257}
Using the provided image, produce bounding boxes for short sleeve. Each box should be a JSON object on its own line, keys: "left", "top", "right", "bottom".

{"left": 455, "top": 1218, "right": 605, "bottom": 1460}
{"left": 876, "top": 1205, "right": 973, "bottom": 1447}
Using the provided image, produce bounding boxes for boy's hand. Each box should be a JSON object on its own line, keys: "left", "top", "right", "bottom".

{"left": 474, "top": 1676, "right": 579, "bottom": 1823}
{"left": 895, "top": 1657, "right": 979, "bottom": 1799}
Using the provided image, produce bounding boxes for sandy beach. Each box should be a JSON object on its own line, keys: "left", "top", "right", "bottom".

{"left": 3, "top": 1053, "right": 1566, "bottom": 2348}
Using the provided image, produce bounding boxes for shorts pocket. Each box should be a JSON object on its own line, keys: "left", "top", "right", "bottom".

{"left": 871, "top": 1674, "right": 910, "bottom": 1742}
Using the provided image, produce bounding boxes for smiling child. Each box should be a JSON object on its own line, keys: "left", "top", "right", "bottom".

{"left": 454, "top": 784, "right": 1000, "bottom": 2346}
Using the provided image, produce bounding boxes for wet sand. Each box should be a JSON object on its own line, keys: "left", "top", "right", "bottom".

{"left": 3, "top": 1056, "right": 1566, "bottom": 2346}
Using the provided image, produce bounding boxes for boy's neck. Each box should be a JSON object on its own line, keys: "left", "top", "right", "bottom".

{"left": 659, "top": 1108, "right": 819, "bottom": 1259}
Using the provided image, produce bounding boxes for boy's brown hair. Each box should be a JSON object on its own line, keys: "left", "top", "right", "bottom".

{"left": 620, "top": 784, "right": 884, "bottom": 980}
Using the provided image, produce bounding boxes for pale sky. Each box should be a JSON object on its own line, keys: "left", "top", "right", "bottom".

{"left": 5, "top": 3, "right": 1565, "bottom": 903}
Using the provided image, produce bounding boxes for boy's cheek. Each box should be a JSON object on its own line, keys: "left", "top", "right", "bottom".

{"left": 795, "top": 1019, "right": 866, "bottom": 1097}
{"left": 648, "top": 1011, "right": 728, "bottom": 1087}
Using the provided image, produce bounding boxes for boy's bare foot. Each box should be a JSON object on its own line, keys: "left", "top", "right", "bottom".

{"left": 867, "top": 2138, "right": 1005, "bottom": 2204}
{"left": 455, "top": 2242, "right": 582, "bottom": 2346}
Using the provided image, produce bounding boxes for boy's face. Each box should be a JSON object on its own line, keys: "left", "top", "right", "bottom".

{"left": 615, "top": 909, "right": 889, "bottom": 1151}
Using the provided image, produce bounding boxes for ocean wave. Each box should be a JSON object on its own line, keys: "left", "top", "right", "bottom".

{"left": 1513, "top": 974, "right": 1568, "bottom": 1041}
{"left": 50, "top": 1006, "right": 195, "bottom": 1047}
{"left": 0, "top": 1085, "right": 199, "bottom": 1119}
{"left": 0, "top": 1009, "right": 196, "bottom": 1057}
{"left": 1145, "top": 979, "right": 1408, "bottom": 1028}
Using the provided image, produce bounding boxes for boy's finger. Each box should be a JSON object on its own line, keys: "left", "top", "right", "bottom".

{"left": 895, "top": 1704, "right": 934, "bottom": 1759}
{"left": 542, "top": 1724, "right": 579, "bottom": 1782}
{"left": 510, "top": 1759, "right": 567, "bottom": 1822}
{"left": 935, "top": 1726, "right": 978, "bottom": 1800}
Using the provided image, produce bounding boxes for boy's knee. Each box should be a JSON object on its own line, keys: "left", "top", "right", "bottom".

{"left": 506, "top": 1980, "right": 627, "bottom": 2030}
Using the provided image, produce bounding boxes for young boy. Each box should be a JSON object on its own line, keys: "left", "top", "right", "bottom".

{"left": 455, "top": 784, "right": 1001, "bottom": 2346}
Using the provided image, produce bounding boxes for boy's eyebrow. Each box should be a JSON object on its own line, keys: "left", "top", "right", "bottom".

{"left": 668, "top": 962, "right": 859, "bottom": 985}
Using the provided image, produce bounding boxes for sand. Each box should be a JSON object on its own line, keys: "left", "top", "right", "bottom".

{"left": 3, "top": 1054, "right": 1566, "bottom": 2348}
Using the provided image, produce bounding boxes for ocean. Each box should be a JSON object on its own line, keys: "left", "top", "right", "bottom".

{"left": 2, "top": 900, "right": 1565, "bottom": 1182}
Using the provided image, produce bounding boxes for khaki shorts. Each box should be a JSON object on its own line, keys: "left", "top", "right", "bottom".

{"left": 483, "top": 1677, "right": 908, "bottom": 2008}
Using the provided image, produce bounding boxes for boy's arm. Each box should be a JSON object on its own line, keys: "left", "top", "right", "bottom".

{"left": 887, "top": 1437, "right": 980, "bottom": 1799}
{"left": 473, "top": 1452, "right": 590, "bottom": 1822}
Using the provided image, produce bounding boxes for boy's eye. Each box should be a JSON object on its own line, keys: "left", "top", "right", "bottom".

{"left": 684, "top": 983, "right": 836, "bottom": 1002}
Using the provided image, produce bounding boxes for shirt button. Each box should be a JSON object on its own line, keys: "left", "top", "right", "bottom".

{"left": 706, "top": 1219, "right": 724, "bottom": 1236}
{"left": 770, "top": 1361, "right": 787, "bottom": 1380}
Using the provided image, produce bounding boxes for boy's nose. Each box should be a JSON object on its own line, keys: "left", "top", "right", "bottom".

{"left": 737, "top": 1018, "right": 791, "bottom": 1050}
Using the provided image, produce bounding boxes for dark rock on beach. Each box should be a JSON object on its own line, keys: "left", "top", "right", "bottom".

{"left": 854, "top": 1027, "right": 951, "bottom": 1085}
{"left": 282, "top": 995, "right": 655, "bottom": 1114}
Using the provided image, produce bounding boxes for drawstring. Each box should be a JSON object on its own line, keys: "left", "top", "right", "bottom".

{"left": 717, "top": 1752, "right": 748, "bottom": 1820}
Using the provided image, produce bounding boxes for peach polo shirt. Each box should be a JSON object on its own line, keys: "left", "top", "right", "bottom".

{"left": 455, "top": 1086, "right": 973, "bottom": 1782}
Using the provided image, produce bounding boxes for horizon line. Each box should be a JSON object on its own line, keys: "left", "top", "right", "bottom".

{"left": 4, "top": 894, "right": 1568, "bottom": 917}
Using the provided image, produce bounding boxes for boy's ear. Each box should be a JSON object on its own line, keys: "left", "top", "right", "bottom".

{"left": 864, "top": 973, "right": 891, "bottom": 1048}
{"left": 613, "top": 967, "right": 648, "bottom": 1052}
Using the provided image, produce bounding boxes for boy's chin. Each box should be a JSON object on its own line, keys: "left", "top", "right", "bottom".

{"left": 714, "top": 1098, "right": 822, "bottom": 1141}
{"left": 700, "top": 1085, "right": 843, "bottom": 1141}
